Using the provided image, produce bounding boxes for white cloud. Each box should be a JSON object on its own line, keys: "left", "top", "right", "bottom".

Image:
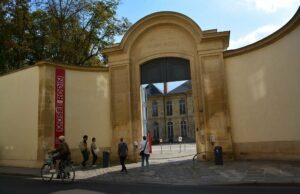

{"left": 245, "top": 0, "right": 300, "bottom": 13}
{"left": 229, "top": 24, "right": 281, "bottom": 49}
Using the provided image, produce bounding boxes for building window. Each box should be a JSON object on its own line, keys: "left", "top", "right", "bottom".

{"left": 167, "top": 121, "right": 174, "bottom": 140}
{"left": 152, "top": 101, "right": 158, "bottom": 117}
{"left": 166, "top": 101, "right": 172, "bottom": 116}
{"left": 153, "top": 122, "right": 159, "bottom": 139}
{"left": 181, "top": 120, "right": 187, "bottom": 137}
{"left": 179, "top": 99, "right": 186, "bottom": 115}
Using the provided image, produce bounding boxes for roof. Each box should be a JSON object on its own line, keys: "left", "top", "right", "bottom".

{"left": 168, "top": 80, "right": 192, "bottom": 94}
{"left": 145, "top": 84, "right": 163, "bottom": 96}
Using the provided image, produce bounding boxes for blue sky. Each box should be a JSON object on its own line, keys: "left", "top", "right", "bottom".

{"left": 117, "top": 0, "right": 300, "bottom": 49}
{"left": 116, "top": 0, "right": 300, "bottom": 91}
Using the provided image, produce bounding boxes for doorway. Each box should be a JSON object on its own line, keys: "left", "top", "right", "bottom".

{"left": 140, "top": 57, "right": 196, "bottom": 158}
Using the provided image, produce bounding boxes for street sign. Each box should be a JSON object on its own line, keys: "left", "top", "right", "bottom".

{"left": 178, "top": 136, "right": 182, "bottom": 142}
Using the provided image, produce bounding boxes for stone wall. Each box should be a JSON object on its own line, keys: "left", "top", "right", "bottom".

{"left": 0, "top": 62, "right": 111, "bottom": 167}
{"left": 224, "top": 10, "right": 300, "bottom": 160}
{"left": 0, "top": 67, "right": 40, "bottom": 167}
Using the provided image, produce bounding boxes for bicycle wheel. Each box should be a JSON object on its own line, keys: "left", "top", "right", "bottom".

{"left": 41, "top": 164, "right": 54, "bottom": 181}
{"left": 61, "top": 165, "right": 75, "bottom": 183}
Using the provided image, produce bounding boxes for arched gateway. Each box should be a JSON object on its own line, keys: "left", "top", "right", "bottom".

{"left": 103, "top": 12, "right": 233, "bottom": 161}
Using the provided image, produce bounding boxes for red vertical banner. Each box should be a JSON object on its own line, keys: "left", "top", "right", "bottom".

{"left": 55, "top": 68, "right": 65, "bottom": 148}
{"left": 148, "top": 131, "right": 152, "bottom": 153}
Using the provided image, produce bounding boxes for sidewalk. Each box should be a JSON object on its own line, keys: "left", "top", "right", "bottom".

{"left": 1, "top": 156, "right": 300, "bottom": 185}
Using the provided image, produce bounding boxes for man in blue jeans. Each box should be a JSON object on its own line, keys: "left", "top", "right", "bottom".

{"left": 139, "top": 136, "right": 150, "bottom": 167}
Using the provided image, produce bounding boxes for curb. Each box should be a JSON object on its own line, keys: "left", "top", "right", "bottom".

{"left": 0, "top": 172, "right": 40, "bottom": 178}
{"left": 223, "top": 182, "right": 300, "bottom": 187}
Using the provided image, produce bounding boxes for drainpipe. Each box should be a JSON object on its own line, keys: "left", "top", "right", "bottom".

{"left": 185, "top": 93, "right": 189, "bottom": 140}
{"left": 163, "top": 82, "right": 168, "bottom": 141}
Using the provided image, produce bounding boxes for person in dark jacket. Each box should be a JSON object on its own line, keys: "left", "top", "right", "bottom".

{"left": 79, "top": 135, "right": 89, "bottom": 167}
{"left": 118, "top": 138, "right": 128, "bottom": 173}
{"left": 50, "top": 135, "right": 71, "bottom": 173}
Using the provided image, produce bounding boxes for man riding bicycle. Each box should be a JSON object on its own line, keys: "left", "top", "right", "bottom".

{"left": 49, "top": 135, "right": 71, "bottom": 173}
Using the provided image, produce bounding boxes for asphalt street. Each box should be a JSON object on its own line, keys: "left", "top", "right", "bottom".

{"left": 1, "top": 174, "right": 300, "bottom": 194}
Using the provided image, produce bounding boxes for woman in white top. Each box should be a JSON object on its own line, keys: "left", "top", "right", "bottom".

{"left": 139, "top": 136, "right": 150, "bottom": 167}
{"left": 90, "top": 137, "right": 98, "bottom": 167}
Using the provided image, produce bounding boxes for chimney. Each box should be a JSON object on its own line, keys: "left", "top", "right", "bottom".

{"left": 164, "top": 82, "right": 168, "bottom": 95}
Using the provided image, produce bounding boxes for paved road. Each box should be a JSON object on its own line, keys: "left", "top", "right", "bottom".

{"left": 151, "top": 143, "right": 196, "bottom": 159}
{"left": 1, "top": 157, "right": 300, "bottom": 185}
{"left": 0, "top": 174, "right": 300, "bottom": 194}
{"left": 1, "top": 143, "right": 300, "bottom": 187}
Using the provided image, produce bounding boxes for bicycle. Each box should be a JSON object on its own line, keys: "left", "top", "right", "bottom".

{"left": 41, "top": 153, "right": 75, "bottom": 183}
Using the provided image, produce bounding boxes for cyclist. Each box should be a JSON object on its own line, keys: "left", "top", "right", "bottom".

{"left": 49, "top": 135, "right": 71, "bottom": 173}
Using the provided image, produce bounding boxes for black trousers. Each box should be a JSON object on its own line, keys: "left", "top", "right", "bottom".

{"left": 52, "top": 154, "right": 69, "bottom": 166}
{"left": 119, "top": 156, "right": 127, "bottom": 171}
{"left": 92, "top": 151, "right": 98, "bottom": 165}
{"left": 81, "top": 150, "right": 89, "bottom": 167}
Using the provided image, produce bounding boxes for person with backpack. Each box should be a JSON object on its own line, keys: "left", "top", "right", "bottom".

{"left": 139, "top": 136, "right": 150, "bottom": 167}
{"left": 118, "top": 137, "right": 128, "bottom": 173}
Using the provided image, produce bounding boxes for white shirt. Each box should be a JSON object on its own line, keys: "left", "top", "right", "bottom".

{"left": 139, "top": 140, "right": 150, "bottom": 155}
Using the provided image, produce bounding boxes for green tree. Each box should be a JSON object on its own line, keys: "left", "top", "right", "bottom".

{"left": 42, "top": 0, "right": 130, "bottom": 65}
{"left": 0, "top": 0, "right": 33, "bottom": 74}
{"left": 0, "top": 0, "right": 130, "bottom": 74}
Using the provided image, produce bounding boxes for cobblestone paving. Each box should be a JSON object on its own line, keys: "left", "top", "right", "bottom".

{"left": 1, "top": 143, "right": 300, "bottom": 186}
{"left": 75, "top": 159, "right": 300, "bottom": 185}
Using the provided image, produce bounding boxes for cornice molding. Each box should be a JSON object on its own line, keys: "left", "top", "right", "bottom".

{"left": 0, "top": 61, "right": 108, "bottom": 77}
{"left": 35, "top": 61, "right": 109, "bottom": 72}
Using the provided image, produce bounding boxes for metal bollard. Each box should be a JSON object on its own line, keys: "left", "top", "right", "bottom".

{"left": 179, "top": 143, "right": 181, "bottom": 153}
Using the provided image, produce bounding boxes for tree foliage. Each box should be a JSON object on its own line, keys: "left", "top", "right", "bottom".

{"left": 0, "top": 0, "right": 130, "bottom": 74}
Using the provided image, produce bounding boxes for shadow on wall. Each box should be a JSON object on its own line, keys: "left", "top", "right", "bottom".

{"left": 249, "top": 68, "right": 267, "bottom": 101}
{"left": 244, "top": 59, "right": 296, "bottom": 134}
{"left": 228, "top": 28, "right": 300, "bottom": 159}
{"left": 96, "top": 75, "right": 109, "bottom": 99}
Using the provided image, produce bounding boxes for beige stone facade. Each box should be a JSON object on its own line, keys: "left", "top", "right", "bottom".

{"left": 1, "top": 8, "right": 300, "bottom": 167}
{"left": 103, "top": 12, "right": 233, "bottom": 160}
{"left": 224, "top": 8, "right": 300, "bottom": 160}
{"left": 103, "top": 9, "right": 300, "bottom": 161}
{"left": 0, "top": 62, "right": 111, "bottom": 167}
{"left": 146, "top": 84, "right": 195, "bottom": 143}
{"left": 0, "top": 67, "right": 39, "bottom": 167}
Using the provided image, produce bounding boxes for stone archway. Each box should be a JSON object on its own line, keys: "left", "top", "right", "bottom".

{"left": 103, "top": 12, "right": 233, "bottom": 161}
{"left": 140, "top": 57, "right": 191, "bottom": 84}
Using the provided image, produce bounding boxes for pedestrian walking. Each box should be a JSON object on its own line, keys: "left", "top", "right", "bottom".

{"left": 118, "top": 138, "right": 128, "bottom": 173}
{"left": 139, "top": 136, "right": 150, "bottom": 167}
{"left": 79, "top": 135, "right": 89, "bottom": 167}
{"left": 91, "top": 137, "right": 99, "bottom": 167}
